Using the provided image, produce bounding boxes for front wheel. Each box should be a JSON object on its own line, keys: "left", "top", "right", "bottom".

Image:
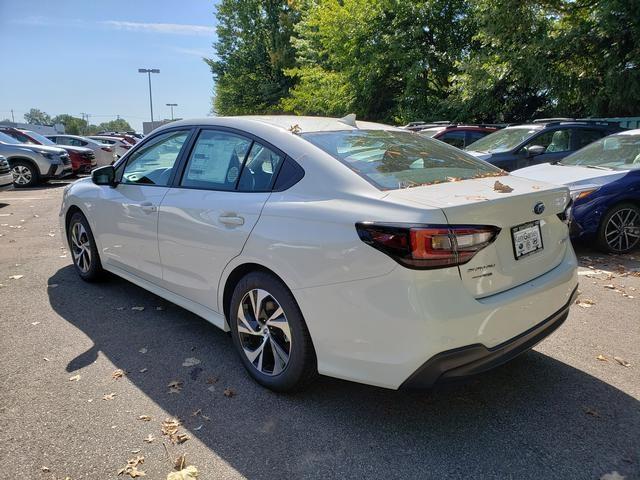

{"left": 596, "top": 203, "right": 640, "bottom": 254}
{"left": 229, "top": 272, "right": 317, "bottom": 392}
{"left": 11, "top": 161, "right": 39, "bottom": 188}
{"left": 67, "top": 212, "right": 105, "bottom": 281}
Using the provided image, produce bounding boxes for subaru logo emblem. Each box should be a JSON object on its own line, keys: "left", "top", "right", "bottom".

{"left": 533, "top": 202, "right": 545, "bottom": 215}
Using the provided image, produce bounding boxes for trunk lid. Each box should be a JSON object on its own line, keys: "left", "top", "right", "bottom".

{"left": 384, "top": 176, "right": 571, "bottom": 297}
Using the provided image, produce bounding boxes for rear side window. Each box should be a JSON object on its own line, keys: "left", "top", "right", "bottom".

{"left": 237, "top": 143, "right": 285, "bottom": 191}
{"left": 466, "top": 131, "right": 488, "bottom": 146}
{"left": 301, "top": 130, "right": 504, "bottom": 190}
{"left": 575, "top": 129, "right": 606, "bottom": 150}
{"left": 180, "top": 130, "right": 251, "bottom": 190}
{"left": 438, "top": 131, "right": 465, "bottom": 149}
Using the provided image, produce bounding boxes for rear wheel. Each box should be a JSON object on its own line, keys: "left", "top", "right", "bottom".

{"left": 229, "top": 271, "right": 317, "bottom": 392}
{"left": 67, "top": 212, "right": 104, "bottom": 281}
{"left": 596, "top": 203, "right": 640, "bottom": 254}
{"left": 11, "top": 160, "right": 39, "bottom": 188}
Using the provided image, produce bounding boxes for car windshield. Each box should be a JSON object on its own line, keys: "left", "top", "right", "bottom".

{"left": 559, "top": 132, "right": 640, "bottom": 171}
{"left": 24, "top": 130, "right": 56, "bottom": 145}
{"left": 0, "top": 132, "right": 21, "bottom": 144}
{"left": 301, "top": 130, "right": 505, "bottom": 190}
{"left": 465, "top": 127, "right": 540, "bottom": 153}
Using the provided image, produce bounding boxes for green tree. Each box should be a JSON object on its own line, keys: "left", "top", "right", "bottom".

{"left": 52, "top": 114, "right": 88, "bottom": 135}
{"left": 207, "top": 0, "right": 300, "bottom": 115}
{"left": 97, "top": 119, "right": 133, "bottom": 132}
{"left": 24, "top": 108, "right": 52, "bottom": 125}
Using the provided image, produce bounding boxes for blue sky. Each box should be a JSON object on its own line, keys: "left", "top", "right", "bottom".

{"left": 0, "top": 0, "right": 218, "bottom": 131}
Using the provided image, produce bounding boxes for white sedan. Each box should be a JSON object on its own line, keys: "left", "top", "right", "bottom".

{"left": 88, "top": 136, "right": 132, "bottom": 159}
{"left": 47, "top": 134, "right": 116, "bottom": 167}
{"left": 59, "top": 116, "right": 578, "bottom": 391}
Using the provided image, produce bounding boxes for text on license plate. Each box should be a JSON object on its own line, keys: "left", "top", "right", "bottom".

{"left": 511, "top": 221, "right": 543, "bottom": 259}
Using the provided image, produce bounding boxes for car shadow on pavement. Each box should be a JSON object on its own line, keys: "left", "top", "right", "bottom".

{"left": 48, "top": 265, "right": 640, "bottom": 479}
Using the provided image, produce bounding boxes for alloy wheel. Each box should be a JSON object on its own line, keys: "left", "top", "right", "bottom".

{"left": 12, "top": 165, "right": 32, "bottom": 185}
{"left": 604, "top": 208, "right": 640, "bottom": 252}
{"left": 70, "top": 222, "right": 92, "bottom": 273}
{"left": 236, "top": 288, "right": 292, "bottom": 376}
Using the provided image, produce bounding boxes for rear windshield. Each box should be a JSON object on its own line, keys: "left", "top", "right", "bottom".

{"left": 560, "top": 132, "right": 640, "bottom": 171}
{"left": 301, "top": 130, "right": 504, "bottom": 190}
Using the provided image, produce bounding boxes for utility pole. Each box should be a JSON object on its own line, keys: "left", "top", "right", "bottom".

{"left": 166, "top": 103, "right": 178, "bottom": 120}
{"left": 10, "top": 109, "right": 15, "bottom": 124}
{"left": 138, "top": 68, "right": 160, "bottom": 123}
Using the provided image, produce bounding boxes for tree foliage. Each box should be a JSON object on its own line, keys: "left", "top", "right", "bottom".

{"left": 52, "top": 114, "right": 88, "bottom": 135}
{"left": 24, "top": 108, "right": 52, "bottom": 125}
{"left": 210, "top": 0, "right": 640, "bottom": 123}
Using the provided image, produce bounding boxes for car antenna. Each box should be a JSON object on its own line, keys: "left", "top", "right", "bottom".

{"left": 338, "top": 113, "right": 358, "bottom": 128}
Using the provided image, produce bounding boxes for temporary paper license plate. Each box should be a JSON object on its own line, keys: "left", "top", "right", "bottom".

{"left": 511, "top": 221, "right": 543, "bottom": 259}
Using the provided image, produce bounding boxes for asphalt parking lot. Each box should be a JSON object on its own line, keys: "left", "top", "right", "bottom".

{"left": 0, "top": 180, "right": 639, "bottom": 480}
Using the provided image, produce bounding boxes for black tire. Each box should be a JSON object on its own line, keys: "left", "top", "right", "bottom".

{"left": 596, "top": 203, "right": 640, "bottom": 254}
{"left": 229, "top": 271, "right": 317, "bottom": 392}
{"left": 11, "top": 160, "right": 39, "bottom": 188}
{"left": 67, "top": 211, "right": 105, "bottom": 282}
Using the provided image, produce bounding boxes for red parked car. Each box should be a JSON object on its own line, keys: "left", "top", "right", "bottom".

{"left": 417, "top": 124, "right": 502, "bottom": 149}
{"left": 0, "top": 127, "right": 97, "bottom": 173}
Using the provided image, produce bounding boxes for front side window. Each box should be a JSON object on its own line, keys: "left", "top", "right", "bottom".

{"left": 464, "top": 127, "right": 541, "bottom": 153}
{"left": 302, "top": 130, "right": 504, "bottom": 190}
{"left": 527, "top": 129, "right": 573, "bottom": 153}
{"left": 237, "top": 142, "right": 285, "bottom": 191}
{"left": 560, "top": 132, "right": 640, "bottom": 171}
{"left": 180, "top": 130, "right": 251, "bottom": 190}
{"left": 122, "top": 130, "right": 189, "bottom": 186}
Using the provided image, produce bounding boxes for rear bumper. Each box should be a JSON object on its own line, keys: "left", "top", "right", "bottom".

{"left": 400, "top": 285, "right": 578, "bottom": 389}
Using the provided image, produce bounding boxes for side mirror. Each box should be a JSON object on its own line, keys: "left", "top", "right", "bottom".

{"left": 92, "top": 165, "right": 117, "bottom": 187}
{"left": 526, "top": 145, "right": 546, "bottom": 157}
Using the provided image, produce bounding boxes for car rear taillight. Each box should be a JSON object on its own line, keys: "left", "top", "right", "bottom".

{"left": 556, "top": 199, "right": 573, "bottom": 224}
{"left": 356, "top": 223, "right": 500, "bottom": 269}
{"left": 101, "top": 147, "right": 113, "bottom": 152}
{"left": 121, "top": 144, "right": 131, "bottom": 150}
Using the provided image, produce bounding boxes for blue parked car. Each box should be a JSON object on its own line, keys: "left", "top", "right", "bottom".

{"left": 513, "top": 129, "right": 640, "bottom": 253}
{"left": 465, "top": 119, "right": 621, "bottom": 171}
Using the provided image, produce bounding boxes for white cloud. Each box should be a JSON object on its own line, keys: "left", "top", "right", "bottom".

{"left": 171, "top": 47, "right": 211, "bottom": 58}
{"left": 102, "top": 21, "right": 215, "bottom": 37}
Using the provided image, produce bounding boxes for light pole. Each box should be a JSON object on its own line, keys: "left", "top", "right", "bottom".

{"left": 166, "top": 103, "right": 178, "bottom": 120}
{"left": 138, "top": 68, "right": 160, "bottom": 123}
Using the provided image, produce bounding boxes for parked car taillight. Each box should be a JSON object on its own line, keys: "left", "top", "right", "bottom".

{"left": 121, "top": 144, "right": 131, "bottom": 150}
{"left": 355, "top": 222, "right": 500, "bottom": 269}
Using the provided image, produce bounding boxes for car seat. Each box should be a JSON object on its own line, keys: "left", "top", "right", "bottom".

{"left": 546, "top": 131, "right": 570, "bottom": 152}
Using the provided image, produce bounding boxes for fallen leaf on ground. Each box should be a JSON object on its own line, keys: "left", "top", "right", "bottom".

{"left": 112, "top": 369, "right": 126, "bottom": 380}
{"left": 576, "top": 298, "right": 596, "bottom": 308}
{"left": 143, "top": 434, "right": 155, "bottom": 443}
{"left": 175, "top": 433, "right": 190, "bottom": 444}
{"left": 493, "top": 180, "right": 514, "bottom": 193}
{"left": 167, "top": 380, "right": 183, "bottom": 394}
{"left": 174, "top": 453, "right": 186, "bottom": 470}
{"left": 596, "top": 354, "right": 608, "bottom": 362}
{"left": 138, "top": 415, "right": 152, "bottom": 421}
{"left": 103, "top": 393, "right": 116, "bottom": 400}
{"left": 139, "top": 347, "right": 148, "bottom": 354}
{"left": 8, "top": 275, "right": 23, "bottom": 280}
{"left": 206, "top": 376, "right": 218, "bottom": 384}
{"left": 69, "top": 374, "right": 81, "bottom": 382}
{"left": 193, "top": 424, "right": 203, "bottom": 431}
{"left": 182, "top": 357, "right": 201, "bottom": 367}
{"left": 161, "top": 418, "right": 190, "bottom": 444}
{"left": 155, "top": 306, "right": 165, "bottom": 311}
{"left": 118, "top": 455, "right": 146, "bottom": 478}
{"left": 48, "top": 233, "right": 55, "bottom": 237}
{"left": 48, "top": 283, "right": 59, "bottom": 288}
{"left": 223, "top": 387, "right": 236, "bottom": 398}
{"left": 191, "top": 409, "right": 202, "bottom": 417}
{"left": 600, "top": 472, "right": 626, "bottom": 480}
{"left": 167, "top": 466, "right": 199, "bottom": 480}
{"left": 583, "top": 406, "right": 600, "bottom": 417}
{"left": 604, "top": 284, "right": 616, "bottom": 289}
{"left": 31, "top": 321, "right": 40, "bottom": 326}
{"left": 614, "top": 356, "right": 631, "bottom": 367}
{"left": 41, "top": 466, "right": 50, "bottom": 472}
{"left": 139, "top": 368, "right": 148, "bottom": 373}
{"left": 131, "top": 306, "right": 145, "bottom": 311}
{"left": 131, "top": 449, "right": 141, "bottom": 454}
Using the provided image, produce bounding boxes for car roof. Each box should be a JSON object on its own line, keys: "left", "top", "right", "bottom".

{"left": 159, "top": 115, "right": 396, "bottom": 134}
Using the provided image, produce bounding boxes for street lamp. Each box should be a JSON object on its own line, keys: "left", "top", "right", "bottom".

{"left": 138, "top": 68, "right": 160, "bottom": 123}
{"left": 166, "top": 103, "right": 178, "bottom": 120}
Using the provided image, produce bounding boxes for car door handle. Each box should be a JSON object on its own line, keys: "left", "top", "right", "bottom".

{"left": 139, "top": 202, "right": 157, "bottom": 213}
{"left": 219, "top": 214, "right": 244, "bottom": 226}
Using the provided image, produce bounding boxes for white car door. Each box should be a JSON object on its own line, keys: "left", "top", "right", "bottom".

{"left": 157, "top": 129, "right": 285, "bottom": 312}
{"left": 91, "top": 129, "right": 191, "bottom": 282}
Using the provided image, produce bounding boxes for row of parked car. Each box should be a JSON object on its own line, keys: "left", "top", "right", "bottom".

{"left": 0, "top": 127, "right": 144, "bottom": 188}
{"left": 402, "top": 118, "right": 640, "bottom": 254}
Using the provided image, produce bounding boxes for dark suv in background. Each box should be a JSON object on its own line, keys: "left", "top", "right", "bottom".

{"left": 417, "top": 124, "right": 501, "bottom": 149}
{"left": 464, "top": 119, "right": 622, "bottom": 171}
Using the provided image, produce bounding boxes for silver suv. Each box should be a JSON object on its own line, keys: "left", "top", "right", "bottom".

{"left": 0, "top": 131, "right": 72, "bottom": 187}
